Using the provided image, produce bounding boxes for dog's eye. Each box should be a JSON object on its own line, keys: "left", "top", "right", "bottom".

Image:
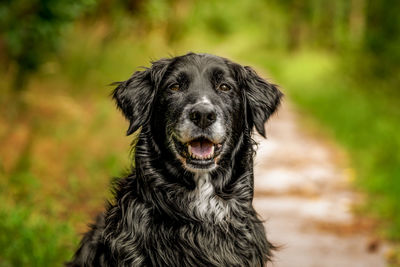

{"left": 218, "top": 83, "right": 230, "bottom": 91}
{"left": 169, "top": 84, "right": 180, "bottom": 91}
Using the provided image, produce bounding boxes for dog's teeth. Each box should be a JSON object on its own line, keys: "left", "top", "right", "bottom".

{"left": 211, "top": 146, "right": 215, "bottom": 156}
{"left": 188, "top": 145, "right": 192, "bottom": 156}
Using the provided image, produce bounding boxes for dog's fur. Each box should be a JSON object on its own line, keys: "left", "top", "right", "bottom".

{"left": 67, "top": 53, "right": 282, "bottom": 267}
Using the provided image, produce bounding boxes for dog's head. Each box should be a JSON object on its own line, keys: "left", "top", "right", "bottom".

{"left": 113, "top": 53, "right": 282, "bottom": 173}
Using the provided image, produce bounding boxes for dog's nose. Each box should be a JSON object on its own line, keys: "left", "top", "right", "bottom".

{"left": 189, "top": 105, "right": 217, "bottom": 129}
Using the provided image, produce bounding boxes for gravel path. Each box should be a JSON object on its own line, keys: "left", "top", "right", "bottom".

{"left": 253, "top": 102, "right": 387, "bottom": 267}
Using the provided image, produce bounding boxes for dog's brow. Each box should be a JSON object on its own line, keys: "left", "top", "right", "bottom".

{"left": 167, "top": 71, "right": 189, "bottom": 83}
{"left": 178, "top": 72, "right": 189, "bottom": 80}
{"left": 211, "top": 68, "right": 225, "bottom": 76}
{"left": 210, "top": 68, "right": 226, "bottom": 83}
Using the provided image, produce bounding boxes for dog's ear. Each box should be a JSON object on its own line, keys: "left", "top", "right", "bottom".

{"left": 112, "top": 58, "right": 171, "bottom": 135}
{"left": 233, "top": 64, "right": 283, "bottom": 137}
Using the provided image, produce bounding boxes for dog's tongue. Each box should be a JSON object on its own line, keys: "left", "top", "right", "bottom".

{"left": 190, "top": 139, "right": 213, "bottom": 158}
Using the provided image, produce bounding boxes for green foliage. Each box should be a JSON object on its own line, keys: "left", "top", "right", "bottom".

{"left": 359, "top": 0, "right": 400, "bottom": 85}
{"left": 0, "top": 0, "right": 96, "bottom": 90}
{"left": 0, "top": 204, "right": 76, "bottom": 267}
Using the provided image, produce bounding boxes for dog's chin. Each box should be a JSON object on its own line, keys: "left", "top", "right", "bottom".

{"left": 172, "top": 135, "right": 224, "bottom": 172}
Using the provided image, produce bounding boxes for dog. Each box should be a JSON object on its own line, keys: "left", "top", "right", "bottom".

{"left": 67, "top": 53, "right": 282, "bottom": 266}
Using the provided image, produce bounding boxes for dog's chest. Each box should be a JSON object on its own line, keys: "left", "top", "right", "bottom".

{"left": 189, "top": 174, "right": 229, "bottom": 222}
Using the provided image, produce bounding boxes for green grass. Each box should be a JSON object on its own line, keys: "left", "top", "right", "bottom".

{"left": 0, "top": 204, "right": 76, "bottom": 267}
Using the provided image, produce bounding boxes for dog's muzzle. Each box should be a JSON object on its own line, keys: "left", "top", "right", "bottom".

{"left": 172, "top": 103, "right": 226, "bottom": 171}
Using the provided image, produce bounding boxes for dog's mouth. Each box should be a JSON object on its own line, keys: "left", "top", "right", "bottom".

{"left": 173, "top": 136, "right": 223, "bottom": 169}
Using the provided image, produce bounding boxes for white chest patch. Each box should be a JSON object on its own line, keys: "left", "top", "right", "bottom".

{"left": 190, "top": 174, "right": 229, "bottom": 222}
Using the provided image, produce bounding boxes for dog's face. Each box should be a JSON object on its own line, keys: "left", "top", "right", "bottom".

{"left": 113, "top": 53, "right": 282, "bottom": 173}
{"left": 154, "top": 55, "right": 244, "bottom": 172}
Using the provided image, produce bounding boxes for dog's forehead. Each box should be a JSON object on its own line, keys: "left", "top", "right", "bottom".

{"left": 171, "top": 54, "right": 231, "bottom": 77}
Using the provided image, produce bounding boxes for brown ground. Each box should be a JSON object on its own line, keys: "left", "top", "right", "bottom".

{"left": 253, "top": 102, "right": 388, "bottom": 267}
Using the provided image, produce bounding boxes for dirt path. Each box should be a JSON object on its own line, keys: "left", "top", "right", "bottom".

{"left": 253, "top": 102, "right": 387, "bottom": 267}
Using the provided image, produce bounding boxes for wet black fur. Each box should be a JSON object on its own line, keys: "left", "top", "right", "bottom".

{"left": 67, "top": 53, "right": 282, "bottom": 266}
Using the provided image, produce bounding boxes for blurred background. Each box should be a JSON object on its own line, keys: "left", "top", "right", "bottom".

{"left": 0, "top": 0, "right": 399, "bottom": 265}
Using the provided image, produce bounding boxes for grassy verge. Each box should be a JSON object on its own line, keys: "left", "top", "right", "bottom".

{"left": 0, "top": 203, "right": 75, "bottom": 266}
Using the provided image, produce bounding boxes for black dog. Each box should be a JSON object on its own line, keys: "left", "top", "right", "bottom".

{"left": 68, "top": 53, "right": 282, "bottom": 266}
